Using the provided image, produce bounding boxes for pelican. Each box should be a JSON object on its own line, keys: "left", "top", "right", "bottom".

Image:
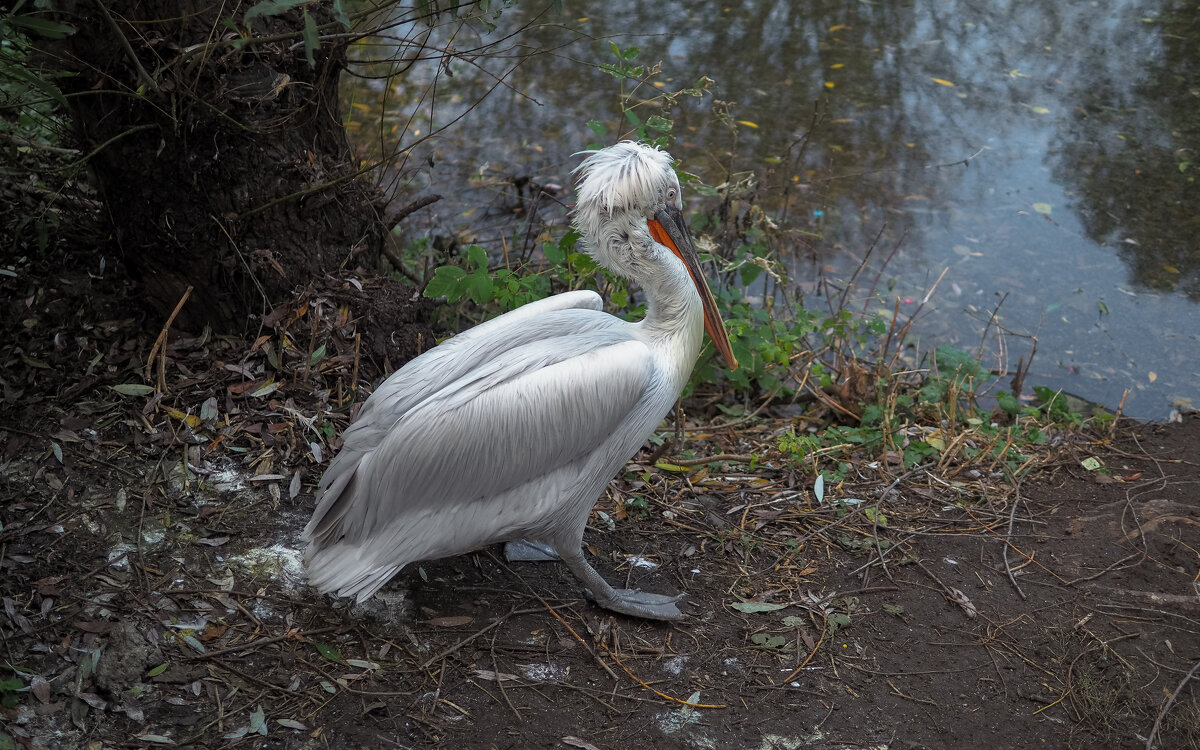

{"left": 303, "top": 141, "right": 737, "bottom": 621}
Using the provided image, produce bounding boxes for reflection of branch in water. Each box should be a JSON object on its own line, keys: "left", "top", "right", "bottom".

{"left": 814, "top": 145, "right": 988, "bottom": 184}
{"left": 344, "top": 3, "right": 586, "bottom": 194}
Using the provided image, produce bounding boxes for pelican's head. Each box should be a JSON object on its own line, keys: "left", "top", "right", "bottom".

{"left": 573, "top": 141, "right": 681, "bottom": 234}
{"left": 572, "top": 142, "right": 737, "bottom": 370}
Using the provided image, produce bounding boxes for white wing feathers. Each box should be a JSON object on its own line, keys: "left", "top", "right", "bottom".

{"left": 304, "top": 301, "right": 655, "bottom": 559}
{"left": 348, "top": 290, "right": 603, "bottom": 433}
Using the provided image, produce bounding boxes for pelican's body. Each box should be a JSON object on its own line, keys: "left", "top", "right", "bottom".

{"left": 303, "top": 142, "right": 735, "bottom": 620}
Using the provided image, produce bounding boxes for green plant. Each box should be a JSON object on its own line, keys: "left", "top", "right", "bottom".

{"left": 0, "top": 670, "right": 22, "bottom": 708}
{"left": 624, "top": 494, "right": 651, "bottom": 519}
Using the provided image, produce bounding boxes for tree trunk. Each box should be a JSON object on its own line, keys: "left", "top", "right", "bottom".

{"left": 45, "top": 0, "right": 431, "bottom": 362}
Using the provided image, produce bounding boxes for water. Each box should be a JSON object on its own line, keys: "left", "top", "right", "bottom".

{"left": 344, "top": 0, "right": 1199, "bottom": 421}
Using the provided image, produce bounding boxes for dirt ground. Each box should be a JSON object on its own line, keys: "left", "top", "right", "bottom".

{"left": 1, "top": 262, "right": 1199, "bottom": 750}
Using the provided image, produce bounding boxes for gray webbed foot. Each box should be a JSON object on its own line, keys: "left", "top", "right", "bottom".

{"left": 592, "top": 588, "right": 686, "bottom": 621}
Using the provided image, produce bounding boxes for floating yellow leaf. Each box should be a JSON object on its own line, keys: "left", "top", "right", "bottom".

{"left": 1163, "top": 264, "right": 1180, "bottom": 274}
{"left": 1148, "top": 371, "right": 1157, "bottom": 383}
{"left": 1030, "top": 106, "right": 1050, "bottom": 115}
{"left": 1032, "top": 202, "right": 1052, "bottom": 215}
{"left": 824, "top": 81, "right": 835, "bottom": 89}
{"left": 829, "top": 24, "right": 849, "bottom": 32}
{"left": 931, "top": 78, "right": 956, "bottom": 87}
{"left": 831, "top": 63, "right": 845, "bottom": 69}
{"left": 736, "top": 120, "right": 759, "bottom": 129}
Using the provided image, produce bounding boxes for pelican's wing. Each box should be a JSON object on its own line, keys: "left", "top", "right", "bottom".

{"left": 306, "top": 327, "right": 655, "bottom": 548}
{"left": 352, "top": 290, "right": 604, "bottom": 429}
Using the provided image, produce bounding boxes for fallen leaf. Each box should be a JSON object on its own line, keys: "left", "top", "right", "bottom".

{"left": 654, "top": 462, "right": 697, "bottom": 472}
{"left": 949, "top": 587, "right": 977, "bottom": 618}
{"left": 249, "top": 705, "right": 268, "bottom": 736}
{"left": 73, "top": 620, "right": 114, "bottom": 634}
{"left": 110, "top": 384, "right": 155, "bottom": 396}
{"left": 750, "top": 633, "right": 791, "bottom": 650}
{"left": 312, "top": 642, "right": 342, "bottom": 662}
{"left": 731, "top": 601, "right": 787, "bottom": 614}
{"left": 31, "top": 675, "right": 50, "bottom": 703}
{"left": 344, "top": 659, "right": 380, "bottom": 670}
{"left": 426, "top": 615, "right": 473, "bottom": 627}
{"left": 161, "top": 407, "right": 198, "bottom": 427}
{"left": 931, "top": 77, "right": 956, "bottom": 87}
{"left": 473, "top": 669, "right": 520, "bottom": 682}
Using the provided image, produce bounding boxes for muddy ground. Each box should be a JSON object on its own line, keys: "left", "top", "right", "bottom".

{"left": 1, "top": 262, "right": 1198, "bottom": 750}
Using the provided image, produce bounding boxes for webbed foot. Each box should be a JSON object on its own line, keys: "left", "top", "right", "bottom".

{"left": 592, "top": 589, "right": 686, "bottom": 621}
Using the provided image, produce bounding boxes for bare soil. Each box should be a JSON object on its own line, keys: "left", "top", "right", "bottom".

{"left": 2, "top": 257, "right": 1198, "bottom": 750}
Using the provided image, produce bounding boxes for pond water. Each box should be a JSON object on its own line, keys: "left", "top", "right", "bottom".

{"left": 344, "top": 0, "right": 1198, "bottom": 421}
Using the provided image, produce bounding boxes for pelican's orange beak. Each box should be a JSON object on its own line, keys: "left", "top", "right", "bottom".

{"left": 648, "top": 207, "right": 738, "bottom": 370}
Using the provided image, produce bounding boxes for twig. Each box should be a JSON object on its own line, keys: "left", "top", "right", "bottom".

{"left": 665, "top": 453, "right": 755, "bottom": 467}
{"left": 598, "top": 638, "right": 726, "bottom": 709}
{"left": 489, "top": 631, "right": 522, "bottom": 721}
{"left": 382, "top": 242, "right": 424, "bottom": 285}
{"left": 385, "top": 193, "right": 442, "bottom": 228}
{"left": 192, "top": 625, "right": 343, "bottom": 660}
{"left": 94, "top": 2, "right": 158, "bottom": 91}
{"left": 779, "top": 619, "right": 827, "bottom": 685}
{"left": 1003, "top": 475, "right": 1029, "bottom": 601}
{"left": 144, "top": 285, "right": 193, "bottom": 392}
{"left": 419, "top": 604, "right": 534, "bottom": 669}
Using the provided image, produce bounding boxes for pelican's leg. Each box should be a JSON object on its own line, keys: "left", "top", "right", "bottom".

{"left": 558, "top": 548, "right": 685, "bottom": 622}
{"left": 504, "top": 540, "right": 560, "bottom": 562}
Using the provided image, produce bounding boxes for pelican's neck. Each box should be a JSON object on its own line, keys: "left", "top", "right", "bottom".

{"left": 622, "top": 217, "right": 707, "bottom": 379}
{"left": 582, "top": 211, "right": 705, "bottom": 370}
{"left": 639, "top": 260, "right": 705, "bottom": 387}
{"left": 638, "top": 254, "right": 703, "bottom": 337}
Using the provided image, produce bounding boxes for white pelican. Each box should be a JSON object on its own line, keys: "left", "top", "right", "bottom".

{"left": 303, "top": 141, "right": 736, "bottom": 621}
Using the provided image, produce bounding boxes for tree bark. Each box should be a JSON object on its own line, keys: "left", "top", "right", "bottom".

{"left": 44, "top": 0, "right": 431, "bottom": 362}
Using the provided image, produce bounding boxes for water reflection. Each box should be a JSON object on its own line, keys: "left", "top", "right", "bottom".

{"left": 344, "top": 0, "right": 1198, "bottom": 420}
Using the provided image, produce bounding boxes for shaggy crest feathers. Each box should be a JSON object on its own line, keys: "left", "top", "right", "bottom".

{"left": 573, "top": 142, "right": 677, "bottom": 230}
